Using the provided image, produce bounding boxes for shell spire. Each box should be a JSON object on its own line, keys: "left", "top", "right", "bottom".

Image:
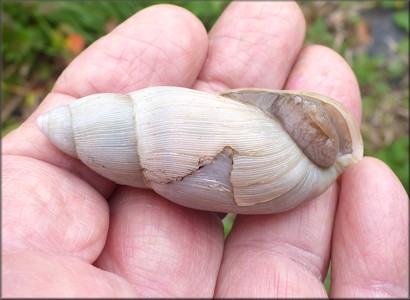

{"left": 36, "top": 86, "right": 363, "bottom": 214}
{"left": 36, "top": 106, "right": 77, "bottom": 158}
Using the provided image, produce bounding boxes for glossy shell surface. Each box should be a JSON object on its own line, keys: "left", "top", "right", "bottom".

{"left": 36, "top": 86, "right": 363, "bottom": 214}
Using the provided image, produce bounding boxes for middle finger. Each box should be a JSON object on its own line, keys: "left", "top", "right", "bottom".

{"left": 193, "top": 1, "right": 306, "bottom": 92}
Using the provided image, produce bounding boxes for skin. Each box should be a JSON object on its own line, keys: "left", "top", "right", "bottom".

{"left": 2, "top": 2, "right": 408, "bottom": 298}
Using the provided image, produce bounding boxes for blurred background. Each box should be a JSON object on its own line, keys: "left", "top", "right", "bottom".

{"left": 2, "top": 0, "right": 408, "bottom": 294}
{"left": 4, "top": 1, "right": 408, "bottom": 193}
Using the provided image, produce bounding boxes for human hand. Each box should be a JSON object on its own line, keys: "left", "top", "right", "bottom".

{"left": 3, "top": 2, "right": 408, "bottom": 298}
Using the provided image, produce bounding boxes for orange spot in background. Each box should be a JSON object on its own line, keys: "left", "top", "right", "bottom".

{"left": 65, "top": 33, "right": 86, "bottom": 55}
{"left": 356, "top": 19, "right": 372, "bottom": 47}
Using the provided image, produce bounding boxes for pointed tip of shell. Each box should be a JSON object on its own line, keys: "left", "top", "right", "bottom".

{"left": 36, "top": 112, "right": 50, "bottom": 137}
{"left": 36, "top": 106, "right": 78, "bottom": 158}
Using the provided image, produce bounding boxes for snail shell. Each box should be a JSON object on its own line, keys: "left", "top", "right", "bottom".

{"left": 36, "top": 86, "right": 363, "bottom": 214}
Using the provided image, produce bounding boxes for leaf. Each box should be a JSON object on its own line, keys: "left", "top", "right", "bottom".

{"left": 305, "top": 17, "right": 334, "bottom": 48}
{"left": 375, "top": 137, "right": 409, "bottom": 194}
{"left": 394, "top": 10, "right": 409, "bottom": 32}
{"left": 379, "top": 1, "right": 408, "bottom": 9}
{"left": 222, "top": 213, "right": 236, "bottom": 239}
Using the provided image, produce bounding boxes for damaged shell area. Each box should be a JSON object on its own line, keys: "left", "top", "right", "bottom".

{"left": 36, "top": 86, "right": 363, "bottom": 214}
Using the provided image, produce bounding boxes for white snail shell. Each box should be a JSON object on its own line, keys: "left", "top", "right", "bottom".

{"left": 36, "top": 86, "right": 363, "bottom": 214}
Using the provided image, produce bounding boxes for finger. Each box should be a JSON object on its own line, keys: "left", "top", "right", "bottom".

{"left": 94, "top": 187, "right": 224, "bottom": 297}
{"left": 2, "top": 93, "right": 115, "bottom": 197}
{"left": 216, "top": 189, "right": 337, "bottom": 297}
{"left": 215, "top": 45, "right": 362, "bottom": 297}
{"left": 285, "top": 44, "right": 362, "bottom": 123}
{"left": 3, "top": 251, "right": 137, "bottom": 297}
{"left": 3, "top": 4, "right": 209, "bottom": 195}
{"left": 2, "top": 156, "right": 109, "bottom": 261}
{"left": 53, "top": 4, "right": 208, "bottom": 97}
{"left": 331, "top": 157, "right": 409, "bottom": 297}
{"left": 193, "top": 1, "right": 306, "bottom": 92}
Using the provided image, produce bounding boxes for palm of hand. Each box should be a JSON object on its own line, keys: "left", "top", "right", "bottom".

{"left": 3, "top": 2, "right": 408, "bottom": 298}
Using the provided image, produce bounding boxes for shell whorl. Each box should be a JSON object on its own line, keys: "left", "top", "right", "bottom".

{"left": 219, "top": 89, "right": 359, "bottom": 169}
{"left": 36, "top": 86, "right": 363, "bottom": 214}
{"left": 36, "top": 106, "right": 76, "bottom": 158}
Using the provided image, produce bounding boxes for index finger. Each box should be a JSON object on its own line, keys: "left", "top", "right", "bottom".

{"left": 331, "top": 157, "right": 409, "bottom": 297}
{"left": 3, "top": 4, "right": 209, "bottom": 194}
{"left": 53, "top": 4, "right": 208, "bottom": 97}
{"left": 194, "top": 1, "right": 306, "bottom": 92}
{"left": 2, "top": 4, "right": 210, "bottom": 259}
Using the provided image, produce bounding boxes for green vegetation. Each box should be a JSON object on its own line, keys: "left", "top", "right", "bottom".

{"left": 222, "top": 213, "right": 237, "bottom": 239}
{"left": 2, "top": 1, "right": 228, "bottom": 135}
